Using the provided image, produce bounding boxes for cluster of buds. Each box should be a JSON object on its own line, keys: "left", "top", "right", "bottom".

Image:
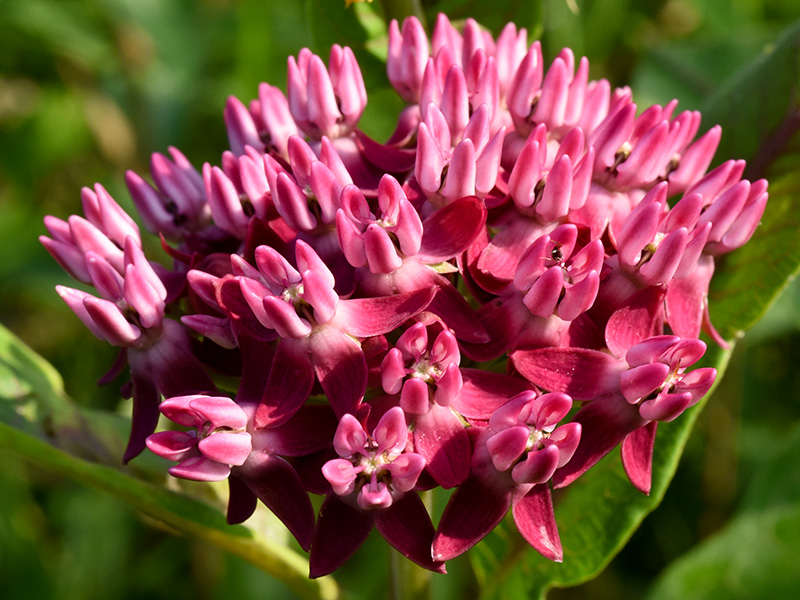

{"left": 42, "top": 14, "right": 767, "bottom": 577}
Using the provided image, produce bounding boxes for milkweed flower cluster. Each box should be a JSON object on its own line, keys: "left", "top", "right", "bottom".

{"left": 42, "top": 14, "right": 767, "bottom": 577}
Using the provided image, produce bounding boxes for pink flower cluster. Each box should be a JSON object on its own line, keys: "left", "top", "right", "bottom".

{"left": 42, "top": 14, "right": 767, "bottom": 577}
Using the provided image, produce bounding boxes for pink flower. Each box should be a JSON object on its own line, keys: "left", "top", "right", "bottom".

{"left": 312, "top": 407, "right": 443, "bottom": 577}
{"left": 433, "top": 391, "right": 580, "bottom": 562}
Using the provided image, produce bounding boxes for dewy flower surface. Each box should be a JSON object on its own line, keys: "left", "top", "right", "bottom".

{"left": 41, "top": 12, "right": 768, "bottom": 577}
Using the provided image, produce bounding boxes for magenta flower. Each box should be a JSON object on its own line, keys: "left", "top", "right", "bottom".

{"left": 312, "top": 407, "right": 444, "bottom": 577}
{"left": 433, "top": 391, "right": 580, "bottom": 562}
{"left": 146, "top": 394, "right": 253, "bottom": 482}
{"left": 381, "top": 320, "right": 470, "bottom": 487}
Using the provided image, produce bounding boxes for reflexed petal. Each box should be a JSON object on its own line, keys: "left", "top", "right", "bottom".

{"left": 335, "top": 287, "right": 435, "bottom": 338}
{"left": 413, "top": 404, "right": 470, "bottom": 488}
{"left": 375, "top": 493, "right": 446, "bottom": 574}
{"left": 309, "top": 326, "right": 368, "bottom": 418}
{"left": 309, "top": 496, "right": 373, "bottom": 578}
{"left": 433, "top": 475, "right": 512, "bottom": 561}
{"left": 621, "top": 421, "right": 657, "bottom": 494}
{"left": 511, "top": 347, "right": 622, "bottom": 400}
{"left": 238, "top": 452, "right": 316, "bottom": 551}
{"left": 512, "top": 485, "right": 563, "bottom": 562}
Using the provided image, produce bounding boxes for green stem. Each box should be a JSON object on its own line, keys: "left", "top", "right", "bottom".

{"left": 390, "top": 544, "right": 433, "bottom": 600}
{"left": 390, "top": 490, "right": 433, "bottom": 600}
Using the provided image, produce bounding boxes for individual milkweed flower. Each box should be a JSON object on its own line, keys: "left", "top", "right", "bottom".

{"left": 462, "top": 224, "right": 603, "bottom": 362}
{"left": 287, "top": 45, "right": 367, "bottom": 141}
{"left": 146, "top": 394, "right": 253, "bottom": 481}
{"left": 146, "top": 395, "right": 336, "bottom": 551}
{"left": 433, "top": 391, "right": 580, "bottom": 562}
{"left": 40, "top": 184, "right": 141, "bottom": 284}
{"left": 475, "top": 126, "right": 594, "bottom": 287}
{"left": 511, "top": 335, "right": 715, "bottom": 493}
{"left": 125, "top": 147, "right": 211, "bottom": 242}
{"left": 312, "top": 407, "right": 444, "bottom": 577}
{"left": 381, "top": 320, "right": 470, "bottom": 487}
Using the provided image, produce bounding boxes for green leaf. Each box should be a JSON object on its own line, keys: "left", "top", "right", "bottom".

{"left": 645, "top": 425, "right": 800, "bottom": 600}
{"left": 472, "top": 19, "right": 800, "bottom": 600}
{"left": 0, "top": 323, "right": 339, "bottom": 600}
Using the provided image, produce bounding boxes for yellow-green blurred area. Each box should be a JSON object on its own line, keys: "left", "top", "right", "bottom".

{"left": 2, "top": 1, "right": 800, "bottom": 598}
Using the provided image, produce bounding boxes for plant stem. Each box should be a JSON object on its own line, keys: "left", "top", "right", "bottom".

{"left": 390, "top": 490, "right": 433, "bottom": 600}
{"left": 390, "top": 547, "right": 432, "bottom": 600}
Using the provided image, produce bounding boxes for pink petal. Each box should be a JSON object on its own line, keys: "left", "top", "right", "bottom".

{"left": 512, "top": 485, "right": 563, "bottom": 562}
{"left": 432, "top": 474, "right": 512, "bottom": 561}
{"left": 511, "top": 347, "right": 623, "bottom": 400}
{"left": 375, "top": 493, "right": 446, "bottom": 574}
{"left": 309, "top": 326, "right": 367, "bottom": 418}
{"left": 335, "top": 287, "right": 435, "bottom": 338}
{"left": 309, "top": 496, "right": 373, "bottom": 578}
{"left": 621, "top": 421, "right": 657, "bottom": 494}
{"left": 413, "top": 404, "right": 470, "bottom": 488}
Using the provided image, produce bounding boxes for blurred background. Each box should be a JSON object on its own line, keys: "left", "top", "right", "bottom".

{"left": 2, "top": 0, "right": 800, "bottom": 598}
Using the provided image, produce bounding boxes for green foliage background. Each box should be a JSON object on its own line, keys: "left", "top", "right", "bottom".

{"left": 2, "top": 0, "right": 800, "bottom": 598}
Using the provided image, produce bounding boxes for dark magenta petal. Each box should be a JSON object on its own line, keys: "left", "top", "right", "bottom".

{"left": 455, "top": 369, "right": 535, "bottom": 419}
{"left": 335, "top": 287, "right": 435, "bottom": 338}
{"left": 237, "top": 453, "right": 316, "bottom": 552}
{"left": 512, "top": 485, "right": 563, "bottom": 562}
{"left": 417, "top": 196, "right": 487, "bottom": 263}
{"left": 309, "top": 326, "right": 367, "bottom": 418}
{"left": 425, "top": 276, "right": 490, "bottom": 343}
{"left": 309, "top": 495, "right": 373, "bottom": 578}
{"left": 665, "top": 254, "right": 714, "bottom": 339}
{"left": 375, "top": 493, "right": 446, "bottom": 574}
{"left": 124, "top": 360, "right": 161, "bottom": 463}
{"left": 255, "top": 338, "right": 314, "bottom": 428}
{"left": 511, "top": 347, "right": 623, "bottom": 400}
{"left": 226, "top": 475, "right": 258, "bottom": 525}
{"left": 413, "top": 404, "right": 471, "bottom": 488}
{"left": 256, "top": 404, "right": 339, "bottom": 456}
{"left": 605, "top": 285, "right": 666, "bottom": 358}
{"left": 621, "top": 421, "right": 658, "bottom": 494}
{"left": 433, "top": 475, "right": 512, "bottom": 561}
{"left": 355, "top": 129, "right": 417, "bottom": 172}
{"left": 552, "top": 393, "right": 646, "bottom": 489}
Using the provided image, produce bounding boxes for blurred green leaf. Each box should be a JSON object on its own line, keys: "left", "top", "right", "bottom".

{"left": 0, "top": 323, "right": 339, "bottom": 600}
{"left": 645, "top": 425, "right": 800, "bottom": 600}
{"left": 472, "top": 18, "right": 800, "bottom": 600}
